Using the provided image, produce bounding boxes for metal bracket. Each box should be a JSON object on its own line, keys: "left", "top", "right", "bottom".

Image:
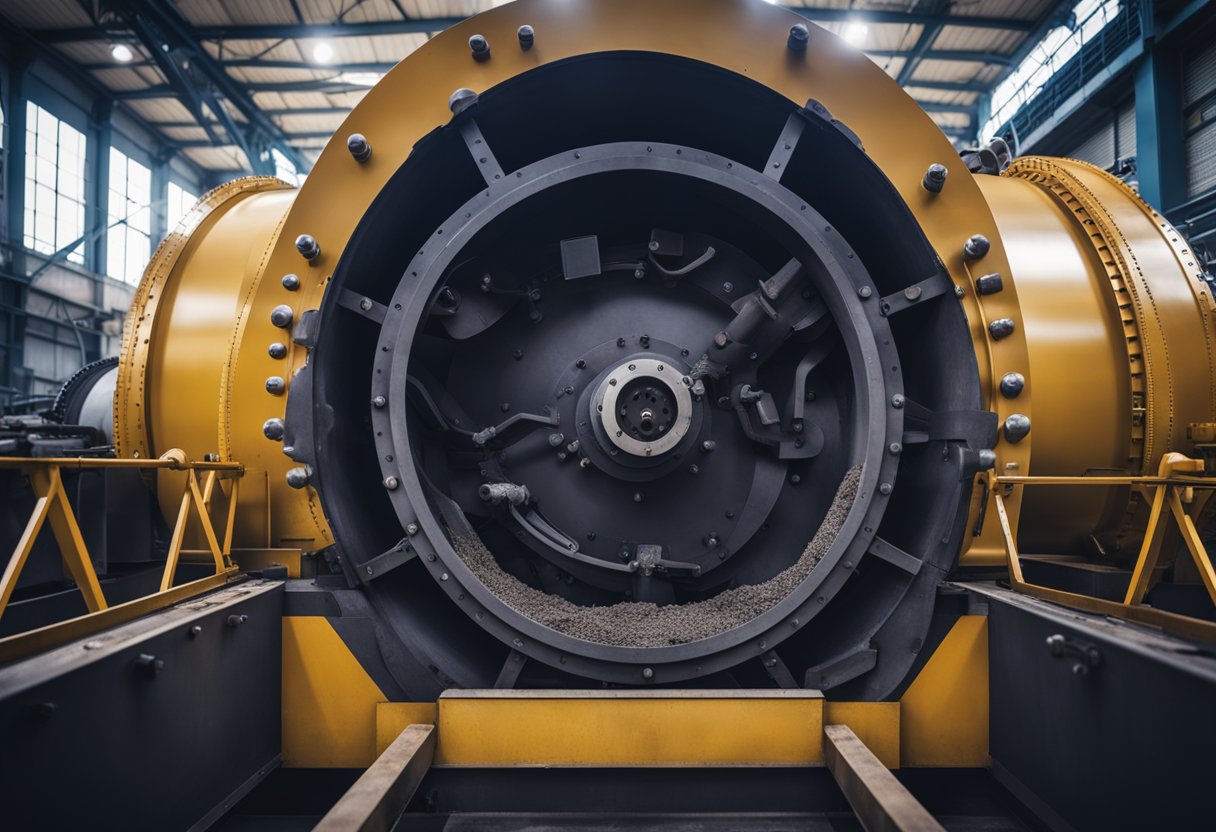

{"left": 357, "top": 538, "right": 416, "bottom": 583}
{"left": 339, "top": 289, "right": 388, "bottom": 324}
{"left": 764, "top": 112, "right": 807, "bottom": 183}
{"left": 458, "top": 118, "right": 505, "bottom": 186}
{"left": 867, "top": 536, "right": 924, "bottom": 575}
{"left": 879, "top": 271, "right": 953, "bottom": 317}
{"left": 761, "top": 649, "right": 799, "bottom": 688}
{"left": 801, "top": 99, "right": 864, "bottom": 150}
{"left": 493, "top": 649, "right": 527, "bottom": 689}
{"left": 292, "top": 309, "right": 322, "bottom": 348}
{"left": 804, "top": 644, "right": 878, "bottom": 690}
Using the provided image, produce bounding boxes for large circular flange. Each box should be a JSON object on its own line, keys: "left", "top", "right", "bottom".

{"left": 366, "top": 140, "right": 904, "bottom": 685}
{"left": 594, "top": 358, "right": 694, "bottom": 458}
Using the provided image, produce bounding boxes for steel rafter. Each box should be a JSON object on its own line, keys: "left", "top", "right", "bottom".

{"left": 110, "top": 0, "right": 309, "bottom": 175}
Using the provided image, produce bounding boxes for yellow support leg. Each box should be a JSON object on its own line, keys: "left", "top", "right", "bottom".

{"left": 0, "top": 493, "right": 53, "bottom": 618}
{"left": 31, "top": 466, "right": 107, "bottom": 613}
{"left": 1123, "top": 484, "right": 1170, "bottom": 606}
{"left": 1170, "top": 489, "right": 1216, "bottom": 607}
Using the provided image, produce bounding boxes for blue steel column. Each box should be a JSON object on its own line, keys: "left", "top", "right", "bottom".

{"left": 88, "top": 97, "right": 112, "bottom": 282}
{"left": 1, "top": 51, "right": 31, "bottom": 400}
{"left": 1133, "top": 1, "right": 1186, "bottom": 211}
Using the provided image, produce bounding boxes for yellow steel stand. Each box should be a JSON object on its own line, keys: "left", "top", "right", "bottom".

{"left": 0, "top": 452, "right": 244, "bottom": 663}
{"left": 992, "top": 452, "right": 1216, "bottom": 644}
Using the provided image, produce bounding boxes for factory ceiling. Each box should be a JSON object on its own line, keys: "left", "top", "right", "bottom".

{"left": 0, "top": 0, "right": 1073, "bottom": 176}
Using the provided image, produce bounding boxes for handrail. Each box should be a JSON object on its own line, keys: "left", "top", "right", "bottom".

{"left": 991, "top": 452, "right": 1216, "bottom": 644}
{"left": 0, "top": 450, "right": 242, "bottom": 663}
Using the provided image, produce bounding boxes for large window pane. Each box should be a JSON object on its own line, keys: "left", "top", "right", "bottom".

{"left": 166, "top": 181, "right": 200, "bottom": 231}
{"left": 23, "top": 102, "right": 87, "bottom": 264}
{"left": 107, "top": 147, "right": 152, "bottom": 284}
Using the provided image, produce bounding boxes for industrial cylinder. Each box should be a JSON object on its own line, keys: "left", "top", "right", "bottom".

{"left": 110, "top": 0, "right": 1215, "bottom": 695}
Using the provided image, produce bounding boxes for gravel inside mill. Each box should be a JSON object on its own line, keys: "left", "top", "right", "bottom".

{"left": 452, "top": 465, "right": 861, "bottom": 647}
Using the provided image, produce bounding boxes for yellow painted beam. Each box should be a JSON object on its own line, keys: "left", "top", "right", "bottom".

{"left": 282, "top": 616, "right": 386, "bottom": 767}
{"left": 824, "top": 701, "right": 900, "bottom": 769}
{"left": 279, "top": 617, "right": 984, "bottom": 770}
{"left": 376, "top": 702, "right": 439, "bottom": 757}
{"left": 436, "top": 689, "right": 824, "bottom": 767}
{"left": 899, "top": 615, "right": 989, "bottom": 767}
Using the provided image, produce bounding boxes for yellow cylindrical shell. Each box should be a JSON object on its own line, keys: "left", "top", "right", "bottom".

{"left": 110, "top": 0, "right": 1216, "bottom": 567}
{"left": 982, "top": 159, "right": 1216, "bottom": 554}
{"left": 115, "top": 177, "right": 332, "bottom": 551}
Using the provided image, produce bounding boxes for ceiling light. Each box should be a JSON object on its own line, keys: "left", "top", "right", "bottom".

{"left": 111, "top": 43, "right": 134, "bottom": 63}
{"left": 842, "top": 23, "right": 868, "bottom": 48}
{"left": 312, "top": 42, "right": 335, "bottom": 64}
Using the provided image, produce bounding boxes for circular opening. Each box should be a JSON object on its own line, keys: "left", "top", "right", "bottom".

{"left": 378, "top": 146, "right": 895, "bottom": 666}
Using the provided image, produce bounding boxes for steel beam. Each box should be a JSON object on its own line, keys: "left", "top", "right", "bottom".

{"left": 903, "top": 80, "right": 988, "bottom": 92}
{"left": 868, "top": 48, "right": 1010, "bottom": 65}
{"left": 315, "top": 724, "right": 436, "bottom": 832}
{"left": 35, "top": 18, "right": 463, "bottom": 42}
{"left": 917, "top": 102, "right": 977, "bottom": 114}
{"left": 33, "top": 6, "right": 1036, "bottom": 43}
{"left": 110, "top": 0, "right": 310, "bottom": 174}
{"left": 824, "top": 724, "right": 946, "bottom": 832}
{"left": 789, "top": 7, "right": 1033, "bottom": 31}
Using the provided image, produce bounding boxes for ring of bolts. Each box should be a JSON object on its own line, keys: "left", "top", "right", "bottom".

{"left": 264, "top": 19, "right": 1026, "bottom": 495}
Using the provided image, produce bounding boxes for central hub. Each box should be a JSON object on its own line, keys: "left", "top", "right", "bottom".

{"left": 592, "top": 358, "right": 694, "bottom": 458}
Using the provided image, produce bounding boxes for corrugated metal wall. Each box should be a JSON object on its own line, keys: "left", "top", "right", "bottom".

{"left": 1069, "top": 119, "right": 1116, "bottom": 168}
{"left": 1185, "top": 41, "right": 1216, "bottom": 198}
{"left": 1066, "top": 98, "right": 1135, "bottom": 170}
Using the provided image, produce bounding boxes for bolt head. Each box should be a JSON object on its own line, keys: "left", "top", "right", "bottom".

{"left": 384, "top": 476, "right": 400, "bottom": 490}
{"left": 1003, "top": 413, "right": 1031, "bottom": 443}
{"left": 923, "top": 163, "right": 948, "bottom": 193}
{"left": 468, "top": 34, "right": 490, "bottom": 60}
{"left": 964, "top": 234, "right": 991, "bottom": 260}
{"left": 285, "top": 466, "right": 310, "bottom": 489}
{"left": 295, "top": 234, "right": 320, "bottom": 261}
{"left": 268, "top": 342, "right": 287, "bottom": 359}
{"left": 281, "top": 273, "right": 300, "bottom": 290}
{"left": 346, "top": 132, "right": 372, "bottom": 162}
{"left": 265, "top": 376, "right": 286, "bottom": 395}
{"left": 270, "top": 304, "right": 294, "bottom": 328}
{"left": 989, "top": 317, "right": 1016, "bottom": 340}
{"left": 788, "top": 23, "right": 810, "bottom": 52}
{"left": 517, "top": 24, "right": 535, "bottom": 49}
{"left": 262, "top": 418, "right": 285, "bottom": 440}
{"left": 999, "top": 372, "right": 1025, "bottom": 398}
{"left": 449, "top": 87, "right": 478, "bottom": 114}
{"left": 976, "top": 272, "right": 1004, "bottom": 295}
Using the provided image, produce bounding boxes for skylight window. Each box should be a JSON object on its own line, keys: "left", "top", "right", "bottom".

{"left": 982, "top": 0, "right": 1123, "bottom": 141}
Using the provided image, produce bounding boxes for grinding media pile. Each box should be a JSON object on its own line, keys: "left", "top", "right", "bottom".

{"left": 453, "top": 465, "right": 862, "bottom": 647}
